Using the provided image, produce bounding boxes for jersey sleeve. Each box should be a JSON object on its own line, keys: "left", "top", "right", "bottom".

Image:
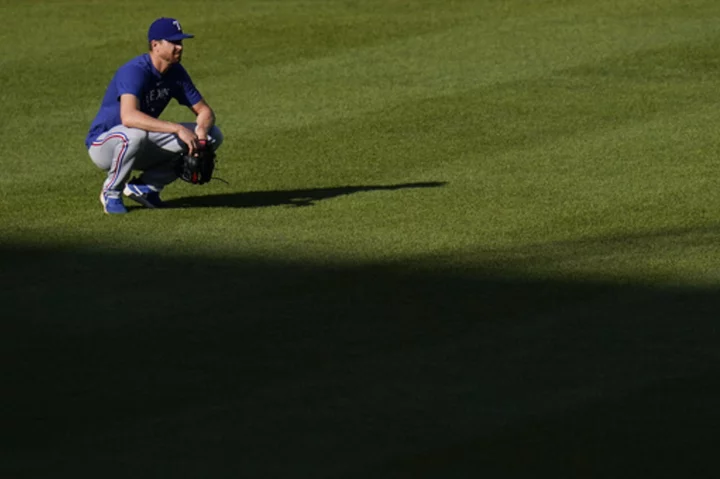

{"left": 173, "top": 65, "right": 204, "bottom": 107}
{"left": 114, "top": 64, "right": 147, "bottom": 99}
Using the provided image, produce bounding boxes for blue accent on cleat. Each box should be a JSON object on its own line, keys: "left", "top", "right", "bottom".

{"left": 123, "top": 178, "right": 165, "bottom": 208}
{"left": 100, "top": 192, "right": 128, "bottom": 215}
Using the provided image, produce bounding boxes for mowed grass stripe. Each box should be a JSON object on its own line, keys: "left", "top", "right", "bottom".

{"left": 222, "top": 9, "right": 719, "bottom": 137}
{"left": 227, "top": 34, "right": 720, "bottom": 190}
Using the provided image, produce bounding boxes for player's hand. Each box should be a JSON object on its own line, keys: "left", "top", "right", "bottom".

{"left": 176, "top": 125, "right": 199, "bottom": 156}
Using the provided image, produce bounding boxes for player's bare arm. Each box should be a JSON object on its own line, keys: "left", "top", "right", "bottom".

{"left": 119, "top": 93, "right": 198, "bottom": 154}
{"left": 190, "top": 99, "right": 215, "bottom": 140}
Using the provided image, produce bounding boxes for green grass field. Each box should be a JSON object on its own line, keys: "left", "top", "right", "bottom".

{"left": 3, "top": 0, "right": 720, "bottom": 477}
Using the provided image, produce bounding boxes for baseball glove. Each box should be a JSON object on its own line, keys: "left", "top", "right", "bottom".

{"left": 176, "top": 139, "right": 216, "bottom": 185}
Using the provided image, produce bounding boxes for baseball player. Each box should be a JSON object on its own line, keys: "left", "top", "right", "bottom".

{"left": 85, "top": 17, "right": 223, "bottom": 214}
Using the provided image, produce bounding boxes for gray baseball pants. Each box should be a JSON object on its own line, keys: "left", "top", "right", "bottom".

{"left": 88, "top": 123, "right": 224, "bottom": 197}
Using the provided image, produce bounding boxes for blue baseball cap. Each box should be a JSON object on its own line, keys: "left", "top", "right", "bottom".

{"left": 148, "top": 17, "right": 194, "bottom": 42}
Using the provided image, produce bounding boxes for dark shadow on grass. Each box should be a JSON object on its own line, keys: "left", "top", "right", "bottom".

{"left": 1, "top": 238, "right": 719, "bottom": 478}
{"left": 163, "top": 181, "right": 446, "bottom": 208}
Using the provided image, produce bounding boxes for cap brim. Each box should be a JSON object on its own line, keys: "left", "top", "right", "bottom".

{"left": 163, "top": 33, "right": 194, "bottom": 41}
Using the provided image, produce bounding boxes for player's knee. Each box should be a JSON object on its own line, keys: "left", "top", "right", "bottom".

{"left": 209, "top": 126, "right": 224, "bottom": 150}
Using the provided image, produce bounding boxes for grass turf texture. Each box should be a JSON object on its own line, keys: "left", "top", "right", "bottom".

{"left": 2, "top": 0, "right": 720, "bottom": 476}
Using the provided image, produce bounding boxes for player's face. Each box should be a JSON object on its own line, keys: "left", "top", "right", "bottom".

{"left": 155, "top": 39, "right": 183, "bottom": 64}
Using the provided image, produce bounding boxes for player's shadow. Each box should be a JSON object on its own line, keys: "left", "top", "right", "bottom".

{"left": 164, "top": 181, "right": 447, "bottom": 208}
